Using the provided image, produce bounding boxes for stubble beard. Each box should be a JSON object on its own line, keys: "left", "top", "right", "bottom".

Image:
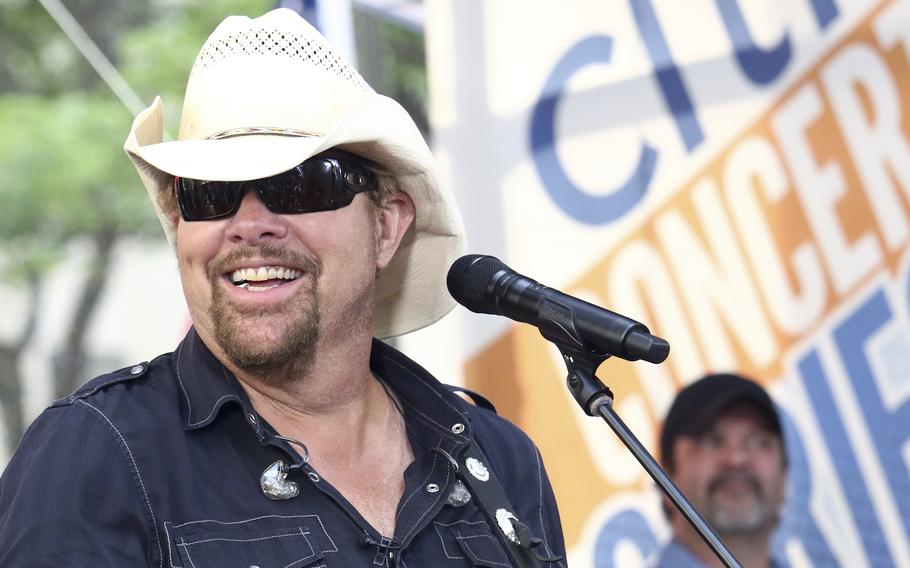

{"left": 207, "top": 245, "right": 323, "bottom": 384}
{"left": 705, "top": 470, "right": 774, "bottom": 535}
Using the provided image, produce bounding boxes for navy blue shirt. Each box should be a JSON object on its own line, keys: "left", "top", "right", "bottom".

{"left": 0, "top": 329, "right": 565, "bottom": 567}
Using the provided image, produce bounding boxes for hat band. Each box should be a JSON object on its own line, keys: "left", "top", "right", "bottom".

{"left": 206, "top": 126, "right": 319, "bottom": 140}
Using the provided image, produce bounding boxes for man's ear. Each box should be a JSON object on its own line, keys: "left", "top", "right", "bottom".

{"left": 375, "top": 191, "right": 416, "bottom": 270}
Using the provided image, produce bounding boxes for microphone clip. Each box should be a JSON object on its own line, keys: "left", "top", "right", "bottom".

{"left": 558, "top": 346, "right": 613, "bottom": 417}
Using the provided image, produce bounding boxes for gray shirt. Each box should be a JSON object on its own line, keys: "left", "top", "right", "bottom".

{"left": 652, "top": 538, "right": 785, "bottom": 568}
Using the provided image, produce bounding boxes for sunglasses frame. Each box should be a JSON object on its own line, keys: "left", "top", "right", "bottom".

{"left": 174, "top": 150, "right": 379, "bottom": 222}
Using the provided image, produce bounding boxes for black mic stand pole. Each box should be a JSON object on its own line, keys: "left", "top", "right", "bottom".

{"left": 559, "top": 348, "right": 743, "bottom": 568}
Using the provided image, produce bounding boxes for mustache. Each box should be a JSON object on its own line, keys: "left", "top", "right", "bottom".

{"left": 707, "top": 470, "right": 763, "bottom": 498}
{"left": 206, "top": 244, "right": 322, "bottom": 282}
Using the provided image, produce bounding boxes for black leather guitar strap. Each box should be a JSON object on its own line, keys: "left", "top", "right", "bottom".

{"left": 447, "top": 386, "right": 563, "bottom": 568}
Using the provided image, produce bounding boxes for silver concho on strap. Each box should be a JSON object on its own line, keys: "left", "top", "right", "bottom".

{"left": 495, "top": 508, "right": 519, "bottom": 544}
{"left": 260, "top": 460, "right": 299, "bottom": 500}
{"left": 465, "top": 457, "right": 490, "bottom": 482}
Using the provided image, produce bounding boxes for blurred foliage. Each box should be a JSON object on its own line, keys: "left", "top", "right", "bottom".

{"left": 0, "top": 0, "right": 272, "bottom": 282}
{"left": 377, "top": 22, "right": 428, "bottom": 134}
{"left": 0, "top": 94, "right": 148, "bottom": 272}
{"left": 119, "top": 0, "right": 274, "bottom": 125}
{"left": 354, "top": 7, "right": 429, "bottom": 136}
{"left": 0, "top": 0, "right": 150, "bottom": 94}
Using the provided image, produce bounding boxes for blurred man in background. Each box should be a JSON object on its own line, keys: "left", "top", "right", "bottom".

{"left": 653, "top": 373, "right": 788, "bottom": 568}
{"left": 0, "top": 9, "right": 564, "bottom": 567}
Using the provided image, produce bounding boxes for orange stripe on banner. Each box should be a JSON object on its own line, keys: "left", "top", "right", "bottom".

{"left": 467, "top": 0, "right": 910, "bottom": 547}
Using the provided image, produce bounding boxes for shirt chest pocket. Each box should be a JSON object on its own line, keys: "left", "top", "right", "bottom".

{"left": 165, "top": 515, "right": 337, "bottom": 568}
{"left": 434, "top": 520, "right": 514, "bottom": 567}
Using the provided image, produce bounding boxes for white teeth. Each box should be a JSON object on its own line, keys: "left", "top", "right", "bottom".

{"left": 229, "top": 265, "right": 304, "bottom": 284}
{"left": 236, "top": 281, "right": 278, "bottom": 292}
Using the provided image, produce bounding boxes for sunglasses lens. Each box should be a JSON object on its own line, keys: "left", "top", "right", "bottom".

{"left": 263, "top": 159, "right": 343, "bottom": 213}
{"left": 175, "top": 152, "right": 374, "bottom": 221}
{"left": 177, "top": 179, "right": 239, "bottom": 220}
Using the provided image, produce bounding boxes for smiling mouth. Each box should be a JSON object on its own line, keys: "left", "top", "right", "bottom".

{"left": 228, "top": 266, "right": 304, "bottom": 292}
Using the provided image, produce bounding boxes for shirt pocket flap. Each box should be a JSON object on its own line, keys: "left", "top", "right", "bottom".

{"left": 166, "top": 514, "right": 337, "bottom": 568}
{"left": 434, "top": 520, "right": 513, "bottom": 567}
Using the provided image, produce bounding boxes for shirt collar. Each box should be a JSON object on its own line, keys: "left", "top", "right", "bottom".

{"left": 174, "top": 328, "right": 474, "bottom": 449}
{"left": 174, "top": 327, "right": 254, "bottom": 430}
{"left": 369, "top": 338, "right": 473, "bottom": 449}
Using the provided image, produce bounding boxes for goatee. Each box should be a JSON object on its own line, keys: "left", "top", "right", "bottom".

{"left": 207, "top": 244, "right": 323, "bottom": 383}
{"left": 706, "top": 470, "right": 771, "bottom": 533}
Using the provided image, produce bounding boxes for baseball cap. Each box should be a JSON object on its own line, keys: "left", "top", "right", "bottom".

{"left": 659, "top": 373, "right": 783, "bottom": 470}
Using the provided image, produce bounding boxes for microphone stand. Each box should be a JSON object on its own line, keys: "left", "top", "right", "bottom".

{"left": 559, "top": 347, "right": 743, "bottom": 568}
{"left": 446, "top": 252, "right": 741, "bottom": 565}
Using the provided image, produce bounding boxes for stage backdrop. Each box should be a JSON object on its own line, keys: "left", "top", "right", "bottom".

{"left": 423, "top": 0, "right": 910, "bottom": 566}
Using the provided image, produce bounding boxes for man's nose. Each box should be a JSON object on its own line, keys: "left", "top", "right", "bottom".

{"left": 225, "top": 187, "right": 289, "bottom": 244}
{"left": 720, "top": 442, "right": 752, "bottom": 468}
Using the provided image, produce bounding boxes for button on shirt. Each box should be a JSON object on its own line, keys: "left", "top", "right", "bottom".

{"left": 0, "top": 329, "right": 565, "bottom": 567}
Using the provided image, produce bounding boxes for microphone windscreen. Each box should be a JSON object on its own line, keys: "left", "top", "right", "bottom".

{"left": 446, "top": 254, "right": 507, "bottom": 313}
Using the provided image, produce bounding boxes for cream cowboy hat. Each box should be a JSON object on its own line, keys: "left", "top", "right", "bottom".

{"left": 124, "top": 8, "right": 466, "bottom": 339}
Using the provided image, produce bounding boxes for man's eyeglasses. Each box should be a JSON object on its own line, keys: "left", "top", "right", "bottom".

{"left": 174, "top": 150, "right": 379, "bottom": 221}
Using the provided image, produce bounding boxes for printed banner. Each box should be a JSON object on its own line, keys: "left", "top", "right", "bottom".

{"left": 426, "top": 0, "right": 910, "bottom": 566}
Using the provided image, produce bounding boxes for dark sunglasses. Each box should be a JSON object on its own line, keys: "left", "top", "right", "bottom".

{"left": 174, "top": 150, "right": 379, "bottom": 221}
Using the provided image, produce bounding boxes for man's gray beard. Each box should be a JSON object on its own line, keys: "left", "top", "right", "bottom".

{"left": 705, "top": 471, "right": 774, "bottom": 534}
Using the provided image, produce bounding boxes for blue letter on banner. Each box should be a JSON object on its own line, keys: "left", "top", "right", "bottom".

{"left": 631, "top": 0, "right": 704, "bottom": 151}
{"left": 810, "top": 0, "right": 839, "bottom": 29}
{"left": 715, "top": 0, "right": 792, "bottom": 85}
{"left": 797, "top": 350, "right": 894, "bottom": 565}
{"left": 593, "top": 508, "right": 659, "bottom": 567}
{"left": 773, "top": 409, "right": 839, "bottom": 565}
{"left": 833, "top": 290, "right": 910, "bottom": 542}
{"left": 530, "top": 35, "right": 658, "bottom": 225}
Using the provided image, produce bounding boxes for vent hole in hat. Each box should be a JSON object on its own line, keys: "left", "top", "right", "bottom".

{"left": 192, "top": 26, "right": 369, "bottom": 91}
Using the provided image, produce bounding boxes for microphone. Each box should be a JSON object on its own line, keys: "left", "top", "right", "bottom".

{"left": 447, "top": 255, "right": 669, "bottom": 364}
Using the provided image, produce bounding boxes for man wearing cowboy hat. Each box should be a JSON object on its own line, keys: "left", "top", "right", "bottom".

{"left": 0, "top": 9, "right": 564, "bottom": 567}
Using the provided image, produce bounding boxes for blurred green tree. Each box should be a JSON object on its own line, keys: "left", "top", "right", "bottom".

{"left": 0, "top": 0, "right": 270, "bottom": 453}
